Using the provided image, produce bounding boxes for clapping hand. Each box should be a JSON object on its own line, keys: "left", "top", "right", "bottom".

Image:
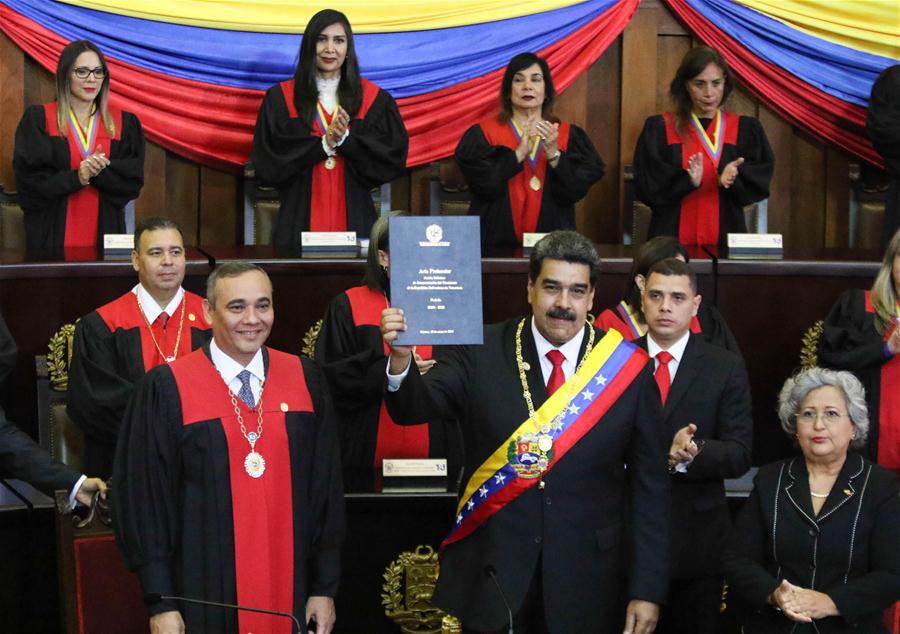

{"left": 326, "top": 108, "right": 350, "bottom": 149}
{"left": 686, "top": 152, "right": 703, "bottom": 188}
{"left": 719, "top": 157, "right": 744, "bottom": 188}
{"left": 78, "top": 144, "right": 109, "bottom": 186}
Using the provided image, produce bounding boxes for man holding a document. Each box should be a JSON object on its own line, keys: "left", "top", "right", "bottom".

{"left": 381, "top": 231, "right": 670, "bottom": 634}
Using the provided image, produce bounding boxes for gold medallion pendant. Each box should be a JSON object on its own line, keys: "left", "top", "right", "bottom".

{"left": 529, "top": 176, "right": 541, "bottom": 191}
{"left": 325, "top": 156, "right": 337, "bottom": 170}
{"left": 244, "top": 451, "right": 266, "bottom": 478}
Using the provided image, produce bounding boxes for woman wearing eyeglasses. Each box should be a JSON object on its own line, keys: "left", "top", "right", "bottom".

{"left": 724, "top": 368, "right": 900, "bottom": 633}
{"left": 13, "top": 40, "right": 144, "bottom": 251}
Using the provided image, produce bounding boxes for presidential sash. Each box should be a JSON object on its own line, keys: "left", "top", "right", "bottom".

{"left": 442, "top": 329, "right": 648, "bottom": 548}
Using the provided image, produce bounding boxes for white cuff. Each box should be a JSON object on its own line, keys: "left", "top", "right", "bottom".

{"left": 386, "top": 357, "right": 412, "bottom": 392}
{"left": 321, "top": 129, "right": 350, "bottom": 157}
{"left": 68, "top": 474, "right": 87, "bottom": 511}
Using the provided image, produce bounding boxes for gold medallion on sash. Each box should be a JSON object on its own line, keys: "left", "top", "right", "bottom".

{"left": 325, "top": 156, "right": 337, "bottom": 170}
{"left": 529, "top": 176, "right": 541, "bottom": 191}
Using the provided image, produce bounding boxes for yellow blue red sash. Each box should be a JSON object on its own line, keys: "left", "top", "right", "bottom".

{"left": 442, "top": 329, "right": 648, "bottom": 549}
{"left": 68, "top": 107, "right": 98, "bottom": 158}
{"left": 690, "top": 109, "right": 724, "bottom": 166}
{"left": 614, "top": 300, "right": 645, "bottom": 339}
{"left": 315, "top": 100, "right": 336, "bottom": 137}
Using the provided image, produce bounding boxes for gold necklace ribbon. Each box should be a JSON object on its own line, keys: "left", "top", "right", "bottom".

{"left": 229, "top": 380, "right": 266, "bottom": 478}
{"left": 136, "top": 293, "right": 185, "bottom": 363}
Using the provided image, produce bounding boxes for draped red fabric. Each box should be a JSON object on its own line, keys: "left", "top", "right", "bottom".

{"left": 662, "top": 0, "right": 880, "bottom": 167}
{"left": 0, "top": 0, "right": 637, "bottom": 172}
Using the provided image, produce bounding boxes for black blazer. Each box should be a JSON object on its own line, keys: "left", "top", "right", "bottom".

{"left": 724, "top": 454, "right": 900, "bottom": 633}
{"left": 638, "top": 332, "right": 753, "bottom": 578}
{"left": 386, "top": 319, "right": 670, "bottom": 633}
{"left": 0, "top": 405, "right": 80, "bottom": 496}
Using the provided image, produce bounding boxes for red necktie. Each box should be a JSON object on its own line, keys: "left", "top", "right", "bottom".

{"left": 655, "top": 350, "right": 673, "bottom": 405}
{"left": 157, "top": 312, "right": 169, "bottom": 330}
{"left": 546, "top": 349, "right": 566, "bottom": 396}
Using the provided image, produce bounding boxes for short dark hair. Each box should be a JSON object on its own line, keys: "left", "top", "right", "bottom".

{"left": 133, "top": 217, "right": 184, "bottom": 251}
{"left": 293, "top": 9, "right": 362, "bottom": 124}
{"left": 529, "top": 231, "right": 601, "bottom": 288}
{"left": 206, "top": 262, "right": 270, "bottom": 308}
{"left": 646, "top": 257, "right": 697, "bottom": 294}
{"left": 499, "top": 53, "right": 556, "bottom": 122}
{"left": 625, "top": 237, "right": 689, "bottom": 314}
{"left": 669, "top": 46, "right": 733, "bottom": 136}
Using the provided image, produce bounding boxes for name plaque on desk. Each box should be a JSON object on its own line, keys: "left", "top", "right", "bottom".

{"left": 389, "top": 216, "right": 483, "bottom": 345}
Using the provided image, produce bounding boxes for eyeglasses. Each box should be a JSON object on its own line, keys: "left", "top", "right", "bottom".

{"left": 796, "top": 409, "right": 847, "bottom": 425}
{"left": 72, "top": 67, "right": 105, "bottom": 80}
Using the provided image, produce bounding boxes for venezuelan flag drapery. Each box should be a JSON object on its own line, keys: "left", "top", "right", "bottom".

{"left": 662, "top": 0, "right": 899, "bottom": 166}
{"left": 1, "top": 0, "right": 896, "bottom": 171}
{"left": 0, "top": 0, "right": 637, "bottom": 172}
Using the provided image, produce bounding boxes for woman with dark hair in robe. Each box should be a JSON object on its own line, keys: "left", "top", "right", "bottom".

{"left": 13, "top": 39, "right": 144, "bottom": 251}
{"left": 315, "top": 213, "right": 461, "bottom": 489}
{"left": 634, "top": 46, "right": 773, "bottom": 246}
{"left": 454, "top": 52, "right": 605, "bottom": 249}
{"left": 251, "top": 9, "right": 409, "bottom": 247}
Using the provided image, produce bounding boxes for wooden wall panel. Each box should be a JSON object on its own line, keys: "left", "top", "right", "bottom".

{"left": 0, "top": 32, "right": 23, "bottom": 191}
{"left": 0, "top": 0, "right": 878, "bottom": 249}
{"left": 198, "top": 167, "right": 239, "bottom": 246}
{"left": 166, "top": 152, "right": 200, "bottom": 245}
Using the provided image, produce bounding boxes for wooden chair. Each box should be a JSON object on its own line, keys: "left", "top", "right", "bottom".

{"left": 37, "top": 323, "right": 84, "bottom": 471}
{"left": 55, "top": 490, "right": 148, "bottom": 634}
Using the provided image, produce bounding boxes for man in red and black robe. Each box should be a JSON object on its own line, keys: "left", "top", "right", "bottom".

{"left": 114, "top": 262, "right": 344, "bottom": 634}
{"left": 67, "top": 218, "right": 210, "bottom": 478}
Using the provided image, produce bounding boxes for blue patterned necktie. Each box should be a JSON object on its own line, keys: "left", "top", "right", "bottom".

{"left": 237, "top": 370, "right": 255, "bottom": 409}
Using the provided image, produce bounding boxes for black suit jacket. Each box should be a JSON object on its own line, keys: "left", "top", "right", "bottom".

{"left": 724, "top": 455, "right": 900, "bottom": 633}
{"left": 386, "top": 319, "right": 670, "bottom": 633}
{"left": 0, "top": 405, "right": 80, "bottom": 496}
{"left": 638, "top": 332, "right": 752, "bottom": 579}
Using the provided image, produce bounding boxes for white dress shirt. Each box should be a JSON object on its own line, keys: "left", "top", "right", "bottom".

{"left": 209, "top": 339, "right": 265, "bottom": 403}
{"left": 646, "top": 330, "right": 690, "bottom": 382}
{"left": 133, "top": 284, "right": 185, "bottom": 324}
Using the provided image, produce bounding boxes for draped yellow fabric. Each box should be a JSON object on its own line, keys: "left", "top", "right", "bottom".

{"left": 55, "top": 0, "right": 584, "bottom": 32}
{"left": 738, "top": 0, "right": 900, "bottom": 60}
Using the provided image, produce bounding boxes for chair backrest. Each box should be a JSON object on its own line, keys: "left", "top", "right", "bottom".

{"left": 37, "top": 322, "right": 84, "bottom": 470}
{"left": 0, "top": 188, "right": 26, "bottom": 249}
{"left": 55, "top": 490, "right": 148, "bottom": 634}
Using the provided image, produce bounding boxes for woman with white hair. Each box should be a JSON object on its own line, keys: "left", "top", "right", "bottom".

{"left": 724, "top": 367, "right": 900, "bottom": 633}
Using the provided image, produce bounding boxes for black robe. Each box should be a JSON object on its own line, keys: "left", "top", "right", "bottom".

{"left": 13, "top": 104, "right": 144, "bottom": 250}
{"left": 315, "top": 287, "right": 462, "bottom": 490}
{"left": 634, "top": 113, "right": 773, "bottom": 245}
{"left": 251, "top": 81, "right": 408, "bottom": 247}
{"left": 867, "top": 65, "right": 900, "bottom": 247}
{"left": 819, "top": 288, "right": 898, "bottom": 466}
{"left": 454, "top": 120, "right": 605, "bottom": 248}
{"left": 113, "top": 346, "right": 344, "bottom": 633}
{"left": 67, "top": 291, "right": 210, "bottom": 478}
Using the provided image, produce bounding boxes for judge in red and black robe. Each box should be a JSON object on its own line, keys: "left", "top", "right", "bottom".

{"left": 819, "top": 269, "right": 900, "bottom": 474}
{"left": 633, "top": 47, "right": 773, "bottom": 247}
{"left": 114, "top": 345, "right": 344, "bottom": 633}
{"left": 454, "top": 53, "right": 604, "bottom": 249}
{"left": 13, "top": 41, "right": 144, "bottom": 252}
{"left": 68, "top": 287, "right": 210, "bottom": 478}
{"left": 316, "top": 212, "right": 461, "bottom": 489}
{"left": 251, "top": 10, "right": 408, "bottom": 248}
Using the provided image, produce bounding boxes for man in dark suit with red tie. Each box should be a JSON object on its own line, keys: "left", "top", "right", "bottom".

{"left": 381, "top": 231, "right": 670, "bottom": 634}
{"left": 637, "top": 257, "right": 753, "bottom": 634}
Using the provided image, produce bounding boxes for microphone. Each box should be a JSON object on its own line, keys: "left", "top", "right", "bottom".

{"left": 146, "top": 593, "right": 305, "bottom": 633}
{"left": 484, "top": 565, "right": 514, "bottom": 634}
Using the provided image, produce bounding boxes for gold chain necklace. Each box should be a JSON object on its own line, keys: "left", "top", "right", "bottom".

{"left": 229, "top": 381, "right": 266, "bottom": 478}
{"left": 136, "top": 292, "right": 185, "bottom": 363}
{"left": 514, "top": 318, "right": 594, "bottom": 480}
